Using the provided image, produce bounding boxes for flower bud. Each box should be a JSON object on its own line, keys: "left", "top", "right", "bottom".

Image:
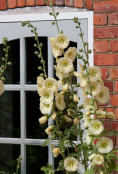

{"left": 51, "top": 113, "right": 57, "bottom": 120}
{"left": 62, "top": 83, "right": 69, "bottom": 92}
{"left": 88, "top": 154, "right": 96, "bottom": 161}
{"left": 74, "top": 94, "right": 79, "bottom": 102}
{"left": 74, "top": 117, "right": 80, "bottom": 125}
{"left": 86, "top": 111, "right": 91, "bottom": 117}
{"left": 7, "top": 62, "right": 12, "bottom": 65}
{"left": 51, "top": 144, "right": 60, "bottom": 157}
{"left": 39, "top": 116, "right": 48, "bottom": 124}
{"left": 73, "top": 71, "right": 79, "bottom": 77}
{"left": 65, "top": 116, "right": 72, "bottom": 122}
{"left": 45, "top": 125, "right": 54, "bottom": 135}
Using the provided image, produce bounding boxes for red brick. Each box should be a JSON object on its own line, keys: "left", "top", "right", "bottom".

{"left": 94, "top": 54, "right": 118, "bottom": 66}
{"left": 0, "top": 0, "right": 7, "bottom": 10}
{"left": 116, "top": 108, "right": 118, "bottom": 119}
{"left": 100, "top": 68, "right": 109, "bottom": 79}
{"left": 94, "top": 1, "right": 118, "bottom": 13}
{"left": 94, "top": 27, "right": 118, "bottom": 39}
{"left": 98, "top": 102, "right": 108, "bottom": 106}
{"left": 8, "top": 0, "right": 17, "bottom": 8}
{"left": 46, "top": 0, "right": 55, "bottom": 5}
{"left": 17, "top": 0, "right": 25, "bottom": 7}
{"left": 110, "top": 95, "right": 118, "bottom": 106}
{"left": 110, "top": 68, "right": 118, "bottom": 79}
{"left": 94, "top": 14, "right": 108, "bottom": 26}
{"left": 104, "top": 120, "right": 110, "bottom": 131}
{"left": 105, "top": 108, "right": 115, "bottom": 113}
{"left": 94, "top": 138, "right": 99, "bottom": 145}
{"left": 65, "top": 0, "right": 73, "bottom": 6}
{"left": 110, "top": 41, "right": 118, "bottom": 52}
{"left": 109, "top": 13, "right": 118, "bottom": 25}
{"left": 74, "top": 0, "right": 83, "bottom": 7}
{"left": 115, "top": 81, "right": 118, "bottom": 92}
{"left": 93, "top": 41, "right": 108, "bottom": 53}
{"left": 84, "top": 0, "right": 92, "bottom": 9}
{"left": 27, "top": 0, "right": 34, "bottom": 6}
{"left": 110, "top": 121, "right": 118, "bottom": 131}
{"left": 104, "top": 81, "right": 113, "bottom": 92}
{"left": 36, "top": 0, "right": 44, "bottom": 5}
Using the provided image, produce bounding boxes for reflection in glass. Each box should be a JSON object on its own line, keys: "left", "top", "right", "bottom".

{"left": 0, "top": 91, "right": 20, "bottom": 138}
{"left": 26, "top": 37, "right": 48, "bottom": 84}
{"left": 0, "top": 144, "right": 20, "bottom": 173}
{"left": 26, "top": 91, "right": 48, "bottom": 139}
{"left": 26, "top": 145, "right": 48, "bottom": 174}
{"left": 0, "top": 39, "right": 20, "bottom": 84}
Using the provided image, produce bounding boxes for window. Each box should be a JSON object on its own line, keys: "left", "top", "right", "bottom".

{"left": 0, "top": 9, "right": 93, "bottom": 174}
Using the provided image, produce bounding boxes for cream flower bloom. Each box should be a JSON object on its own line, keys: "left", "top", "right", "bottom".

{"left": 86, "top": 129, "right": 93, "bottom": 145}
{"left": 88, "top": 120, "right": 104, "bottom": 135}
{"left": 95, "top": 86, "right": 110, "bottom": 104}
{"left": 40, "top": 101, "right": 53, "bottom": 114}
{"left": 65, "top": 116, "right": 72, "bottom": 122}
{"left": 62, "top": 83, "right": 69, "bottom": 92}
{"left": 55, "top": 93, "right": 65, "bottom": 110}
{"left": 50, "top": 37, "right": 63, "bottom": 58}
{"left": 64, "top": 47, "right": 77, "bottom": 62}
{"left": 74, "top": 117, "right": 80, "bottom": 125}
{"left": 78, "top": 72, "right": 87, "bottom": 88}
{"left": 51, "top": 144, "right": 60, "bottom": 157}
{"left": 96, "top": 137, "right": 113, "bottom": 153}
{"left": 54, "top": 34, "right": 70, "bottom": 49}
{"left": 51, "top": 113, "right": 57, "bottom": 120}
{"left": 100, "top": 171, "right": 104, "bottom": 174}
{"left": 73, "top": 71, "right": 80, "bottom": 77}
{"left": 43, "top": 78, "right": 58, "bottom": 93}
{"left": 37, "top": 76, "right": 44, "bottom": 83}
{"left": 83, "top": 98, "right": 96, "bottom": 113}
{"left": 96, "top": 109, "right": 106, "bottom": 118}
{"left": 93, "top": 154, "right": 104, "bottom": 166}
{"left": 57, "top": 57, "right": 73, "bottom": 74}
{"left": 40, "top": 88, "right": 53, "bottom": 104}
{"left": 88, "top": 66, "right": 102, "bottom": 82}
{"left": 45, "top": 125, "right": 54, "bottom": 135}
{"left": 64, "top": 157, "right": 79, "bottom": 172}
{"left": 39, "top": 116, "right": 48, "bottom": 124}
{"left": 0, "top": 80, "right": 4, "bottom": 95}
{"left": 83, "top": 114, "right": 90, "bottom": 128}
{"left": 106, "top": 112, "right": 115, "bottom": 119}
{"left": 37, "top": 81, "right": 44, "bottom": 96}
{"left": 88, "top": 153, "right": 96, "bottom": 161}
{"left": 56, "top": 69, "right": 69, "bottom": 80}
{"left": 85, "top": 81, "right": 101, "bottom": 96}
{"left": 74, "top": 94, "right": 79, "bottom": 102}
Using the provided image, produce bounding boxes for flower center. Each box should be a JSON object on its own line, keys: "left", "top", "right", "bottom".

{"left": 102, "top": 143, "right": 106, "bottom": 148}
{"left": 100, "top": 92, "right": 104, "bottom": 98}
{"left": 92, "top": 71, "right": 96, "bottom": 76}
{"left": 45, "top": 94, "right": 49, "bottom": 98}
{"left": 60, "top": 39, "right": 64, "bottom": 43}
{"left": 64, "top": 63, "right": 67, "bottom": 67}
{"left": 95, "top": 125, "right": 99, "bottom": 129}
{"left": 68, "top": 52, "right": 72, "bottom": 57}
{"left": 48, "top": 83, "right": 52, "bottom": 88}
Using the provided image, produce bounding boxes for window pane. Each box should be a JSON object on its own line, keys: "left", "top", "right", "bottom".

{"left": 26, "top": 91, "right": 48, "bottom": 139}
{"left": 0, "top": 144, "right": 20, "bottom": 173}
{"left": 0, "top": 91, "right": 20, "bottom": 138}
{"left": 0, "top": 39, "right": 20, "bottom": 84}
{"left": 26, "top": 145, "right": 48, "bottom": 174}
{"left": 26, "top": 37, "right": 48, "bottom": 84}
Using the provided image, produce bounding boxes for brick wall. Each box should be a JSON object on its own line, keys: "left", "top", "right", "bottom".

{"left": 0, "top": 0, "right": 118, "bottom": 169}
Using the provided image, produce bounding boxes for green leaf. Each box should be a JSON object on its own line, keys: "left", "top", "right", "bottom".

{"left": 83, "top": 165, "right": 95, "bottom": 174}
{"left": 41, "top": 138, "right": 50, "bottom": 147}
{"left": 41, "top": 163, "right": 55, "bottom": 174}
{"left": 107, "top": 160, "right": 118, "bottom": 171}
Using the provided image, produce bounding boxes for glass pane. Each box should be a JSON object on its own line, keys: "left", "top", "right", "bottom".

{"left": 0, "top": 39, "right": 20, "bottom": 84}
{"left": 0, "top": 91, "right": 20, "bottom": 138}
{"left": 26, "top": 37, "right": 48, "bottom": 84}
{"left": 26, "top": 91, "right": 48, "bottom": 139}
{"left": 53, "top": 41, "right": 77, "bottom": 84}
{"left": 0, "top": 144, "right": 20, "bottom": 173}
{"left": 26, "top": 145, "right": 48, "bottom": 174}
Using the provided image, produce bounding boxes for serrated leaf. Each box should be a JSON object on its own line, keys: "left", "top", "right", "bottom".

{"left": 41, "top": 163, "right": 55, "bottom": 174}
{"left": 41, "top": 138, "right": 50, "bottom": 147}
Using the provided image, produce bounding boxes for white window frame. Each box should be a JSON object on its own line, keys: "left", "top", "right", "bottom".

{"left": 0, "top": 10, "right": 93, "bottom": 174}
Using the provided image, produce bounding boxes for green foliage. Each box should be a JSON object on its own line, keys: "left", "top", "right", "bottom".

{"left": 107, "top": 160, "right": 118, "bottom": 171}
{"left": 83, "top": 165, "right": 95, "bottom": 174}
{"left": 41, "top": 163, "right": 55, "bottom": 174}
{"left": 41, "top": 138, "right": 50, "bottom": 147}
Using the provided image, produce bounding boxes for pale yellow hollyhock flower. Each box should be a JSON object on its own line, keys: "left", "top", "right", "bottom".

{"left": 37, "top": 76, "right": 44, "bottom": 83}
{"left": 39, "top": 116, "right": 48, "bottom": 124}
{"left": 64, "top": 47, "right": 77, "bottom": 62}
{"left": 57, "top": 57, "right": 73, "bottom": 74}
{"left": 64, "top": 157, "right": 79, "bottom": 172}
{"left": 83, "top": 98, "right": 96, "bottom": 113}
{"left": 74, "top": 94, "right": 79, "bottom": 102}
{"left": 96, "top": 109, "right": 106, "bottom": 118}
{"left": 51, "top": 144, "right": 60, "bottom": 157}
{"left": 56, "top": 69, "right": 69, "bottom": 80}
{"left": 65, "top": 116, "right": 72, "bottom": 122}
{"left": 54, "top": 34, "right": 70, "bottom": 49}
{"left": 37, "top": 81, "right": 44, "bottom": 96}
{"left": 51, "top": 113, "right": 57, "bottom": 120}
{"left": 73, "top": 71, "right": 80, "bottom": 77}
{"left": 88, "top": 153, "right": 96, "bottom": 161}
{"left": 83, "top": 114, "right": 90, "bottom": 128}
{"left": 40, "top": 101, "right": 53, "bottom": 114}
{"left": 40, "top": 88, "right": 53, "bottom": 104}
{"left": 85, "top": 81, "right": 101, "bottom": 96}
{"left": 86, "top": 129, "right": 93, "bottom": 145}
{"left": 96, "top": 137, "right": 113, "bottom": 153}
{"left": 79, "top": 62, "right": 84, "bottom": 73}
{"left": 43, "top": 78, "right": 58, "bottom": 93}
{"left": 55, "top": 93, "right": 65, "bottom": 110}
{"left": 0, "top": 80, "right": 4, "bottom": 95}
{"left": 100, "top": 171, "right": 104, "bottom": 174}
{"left": 88, "top": 66, "right": 102, "bottom": 82}
{"left": 95, "top": 86, "right": 110, "bottom": 104}
{"left": 74, "top": 117, "right": 80, "bottom": 125}
{"left": 62, "top": 83, "right": 69, "bottom": 92}
{"left": 78, "top": 72, "right": 87, "bottom": 88}
{"left": 88, "top": 120, "right": 104, "bottom": 135}
{"left": 106, "top": 112, "right": 115, "bottom": 119}
{"left": 45, "top": 125, "right": 54, "bottom": 135}
{"left": 50, "top": 37, "right": 63, "bottom": 58}
{"left": 92, "top": 154, "right": 104, "bottom": 166}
